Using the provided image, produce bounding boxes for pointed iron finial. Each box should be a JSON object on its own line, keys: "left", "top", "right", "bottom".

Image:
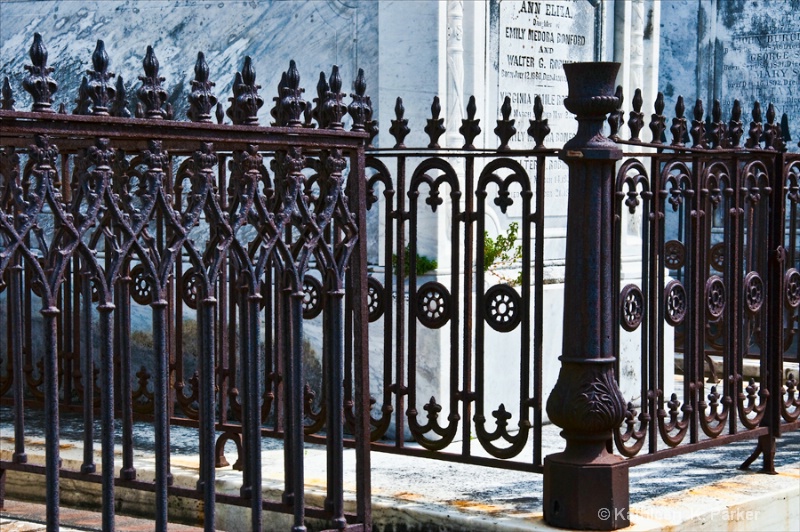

{"left": 229, "top": 57, "right": 263, "bottom": 126}
{"left": 389, "top": 96, "right": 410, "bottom": 148}
{"left": 745, "top": 101, "right": 763, "bottom": 149}
{"left": 424, "top": 96, "right": 446, "bottom": 148}
{"left": 275, "top": 59, "right": 306, "bottom": 127}
{"left": 73, "top": 76, "right": 92, "bottom": 115}
{"left": 1, "top": 77, "right": 15, "bottom": 111}
{"left": 727, "top": 99, "right": 743, "bottom": 148}
{"left": 23, "top": 33, "right": 58, "bottom": 112}
{"left": 763, "top": 103, "right": 784, "bottom": 151}
{"left": 608, "top": 85, "right": 624, "bottom": 140}
{"left": 320, "top": 66, "right": 346, "bottom": 130}
{"left": 649, "top": 92, "right": 666, "bottom": 144}
{"left": 459, "top": 95, "right": 481, "bottom": 149}
{"left": 494, "top": 95, "right": 516, "bottom": 151}
{"left": 707, "top": 99, "right": 727, "bottom": 148}
{"left": 781, "top": 113, "right": 792, "bottom": 143}
{"left": 690, "top": 99, "right": 706, "bottom": 148}
{"left": 137, "top": 45, "right": 167, "bottom": 119}
{"left": 187, "top": 51, "right": 217, "bottom": 123}
{"left": 528, "top": 95, "right": 550, "bottom": 150}
{"left": 92, "top": 39, "right": 109, "bottom": 75}
{"left": 110, "top": 75, "right": 131, "bottom": 118}
{"left": 628, "top": 88, "right": 644, "bottom": 141}
{"left": 87, "top": 40, "right": 115, "bottom": 115}
{"left": 670, "top": 96, "right": 687, "bottom": 146}
{"left": 348, "top": 68, "right": 371, "bottom": 132}
{"left": 311, "top": 71, "right": 328, "bottom": 127}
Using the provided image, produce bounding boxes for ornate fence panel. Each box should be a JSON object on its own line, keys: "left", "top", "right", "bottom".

{"left": 0, "top": 34, "right": 372, "bottom": 532}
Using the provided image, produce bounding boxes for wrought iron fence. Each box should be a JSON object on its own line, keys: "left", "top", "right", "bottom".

{"left": 1, "top": 32, "right": 799, "bottom": 532}
{"left": 0, "top": 34, "right": 373, "bottom": 532}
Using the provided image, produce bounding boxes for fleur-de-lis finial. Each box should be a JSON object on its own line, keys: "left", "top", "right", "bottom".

{"left": 348, "top": 68, "right": 372, "bottom": 132}
{"left": 628, "top": 88, "right": 644, "bottom": 141}
{"left": 727, "top": 99, "right": 743, "bottom": 148}
{"left": 528, "top": 95, "right": 550, "bottom": 150}
{"left": 708, "top": 99, "right": 727, "bottom": 148}
{"left": 187, "top": 51, "right": 217, "bottom": 123}
{"left": 389, "top": 96, "right": 410, "bottom": 148}
{"left": 276, "top": 59, "right": 306, "bottom": 127}
{"left": 319, "top": 66, "right": 346, "bottom": 130}
{"left": 23, "top": 32, "right": 58, "bottom": 113}
{"left": 689, "top": 98, "right": 706, "bottom": 148}
{"left": 670, "top": 95, "right": 687, "bottom": 146}
{"left": 137, "top": 45, "right": 168, "bottom": 119}
{"left": 745, "top": 101, "right": 763, "bottom": 149}
{"left": 424, "top": 95, "right": 446, "bottom": 148}
{"left": 228, "top": 56, "right": 263, "bottom": 126}
{"left": 459, "top": 95, "right": 481, "bottom": 149}
{"left": 494, "top": 95, "right": 516, "bottom": 151}
{"left": 87, "top": 40, "right": 116, "bottom": 115}
{"left": 649, "top": 91, "right": 666, "bottom": 144}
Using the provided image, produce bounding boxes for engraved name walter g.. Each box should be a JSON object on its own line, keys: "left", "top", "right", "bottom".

{"left": 718, "top": 3, "right": 800, "bottom": 119}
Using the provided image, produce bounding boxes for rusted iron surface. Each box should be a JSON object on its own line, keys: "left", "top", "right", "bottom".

{"left": 1, "top": 31, "right": 799, "bottom": 532}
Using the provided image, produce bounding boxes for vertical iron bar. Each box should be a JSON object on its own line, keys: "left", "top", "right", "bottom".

{"left": 199, "top": 296, "right": 217, "bottom": 530}
{"left": 239, "top": 286, "right": 251, "bottom": 498}
{"left": 325, "top": 288, "right": 346, "bottom": 528}
{"left": 42, "top": 306, "right": 61, "bottom": 531}
{"left": 63, "top": 259, "right": 73, "bottom": 405}
{"left": 394, "top": 156, "right": 407, "bottom": 447}
{"left": 690, "top": 155, "right": 702, "bottom": 444}
{"left": 81, "top": 265, "right": 95, "bottom": 474}
{"left": 462, "top": 155, "right": 474, "bottom": 457}
{"left": 288, "top": 292, "right": 305, "bottom": 531}
{"left": 248, "top": 295, "right": 263, "bottom": 530}
{"left": 533, "top": 154, "right": 545, "bottom": 466}
{"left": 152, "top": 298, "right": 170, "bottom": 531}
{"left": 98, "top": 304, "right": 115, "bottom": 531}
{"left": 119, "top": 263, "right": 135, "bottom": 480}
{"left": 650, "top": 155, "right": 660, "bottom": 455}
{"left": 351, "top": 144, "right": 372, "bottom": 529}
{"left": 11, "top": 259, "right": 26, "bottom": 464}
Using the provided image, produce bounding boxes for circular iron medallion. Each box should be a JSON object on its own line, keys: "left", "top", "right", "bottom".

{"left": 664, "top": 240, "right": 685, "bottom": 270}
{"left": 367, "top": 276, "right": 384, "bottom": 322}
{"left": 705, "top": 275, "right": 726, "bottom": 319}
{"left": 743, "top": 271, "right": 764, "bottom": 314}
{"left": 302, "top": 276, "right": 324, "bottom": 319}
{"left": 485, "top": 284, "right": 522, "bottom": 332}
{"left": 664, "top": 279, "right": 687, "bottom": 326}
{"left": 619, "top": 284, "right": 645, "bottom": 332}
{"left": 786, "top": 269, "right": 800, "bottom": 309}
{"left": 416, "top": 281, "right": 450, "bottom": 329}
{"left": 130, "top": 264, "right": 153, "bottom": 305}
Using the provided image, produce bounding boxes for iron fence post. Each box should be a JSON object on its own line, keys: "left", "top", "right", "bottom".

{"left": 543, "top": 62, "right": 629, "bottom": 530}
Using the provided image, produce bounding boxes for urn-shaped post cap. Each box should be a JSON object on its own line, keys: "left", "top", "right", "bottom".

{"left": 562, "top": 62, "right": 621, "bottom": 117}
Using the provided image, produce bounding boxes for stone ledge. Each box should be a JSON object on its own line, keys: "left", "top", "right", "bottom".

{"left": 2, "top": 432, "right": 799, "bottom": 531}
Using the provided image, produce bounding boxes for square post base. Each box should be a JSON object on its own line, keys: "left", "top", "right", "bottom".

{"left": 543, "top": 452, "right": 630, "bottom": 530}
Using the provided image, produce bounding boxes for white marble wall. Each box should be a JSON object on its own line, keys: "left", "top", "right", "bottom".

{"left": 0, "top": 1, "right": 379, "bottom": 125}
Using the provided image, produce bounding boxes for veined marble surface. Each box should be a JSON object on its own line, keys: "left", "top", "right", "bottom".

{"left": 0, "top": 0, "right": 379, "bottom": 125}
